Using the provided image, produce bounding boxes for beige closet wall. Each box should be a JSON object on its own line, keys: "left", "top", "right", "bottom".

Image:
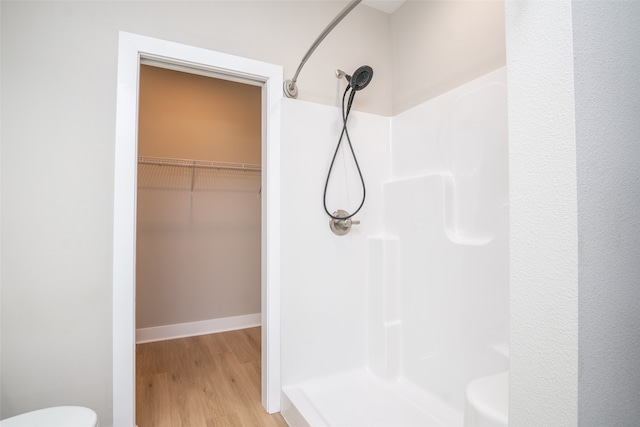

{"left": 138, "top": 65, "right": 261, "bottom": 163}
{"left": 136, "top": 65, "right": 262, "bottom": 331}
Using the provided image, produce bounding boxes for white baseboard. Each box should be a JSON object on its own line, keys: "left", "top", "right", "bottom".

{"left": 136, "top": 313, "right": 261, "bottom": 344}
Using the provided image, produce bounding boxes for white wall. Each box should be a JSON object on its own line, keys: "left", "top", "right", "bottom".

{"left": 506, "top": 2, "right": 640, "bottom": 425}
{"left": 573, "top": 1, "right": 640, "bottom": 425}
{"left": 505, "top": 1, "right": 579, "bottom": 425}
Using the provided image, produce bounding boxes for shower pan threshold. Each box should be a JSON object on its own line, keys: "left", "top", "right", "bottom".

{"left": 281, "top": 369, "right": 462, "bottom": 427}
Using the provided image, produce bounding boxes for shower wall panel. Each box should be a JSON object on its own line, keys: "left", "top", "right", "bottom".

{"left": 280, "top": 69, "right": 507, "bottom": 427}
{"left": 376, "top": 68, "right": 509, "bottom": 413}
{"left": 280, "top": 98, "right": 391, "bottom": 387}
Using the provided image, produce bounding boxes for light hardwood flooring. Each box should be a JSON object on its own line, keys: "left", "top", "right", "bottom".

{"left": 136, "top": 327, "right": 289, "bottom": 427}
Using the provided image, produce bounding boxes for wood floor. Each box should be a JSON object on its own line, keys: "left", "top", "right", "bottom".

{"left": 136, "top": 327, "right": 288, "bottom": 427}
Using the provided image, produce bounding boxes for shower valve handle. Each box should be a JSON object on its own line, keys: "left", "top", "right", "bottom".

{"left": 337, "top": 218, "right": 360, "bottom": 227}
{"left": 329, "top": 210, "right": 360, "bottom": 236}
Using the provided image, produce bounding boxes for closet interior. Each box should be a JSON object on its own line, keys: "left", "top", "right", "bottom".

{"left": 135, "top": 64, "right": 262, "bottom": 343}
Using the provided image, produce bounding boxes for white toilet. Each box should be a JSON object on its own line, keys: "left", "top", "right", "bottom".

{"left": 0, "top": 406, "right": 98, "bottom": 427}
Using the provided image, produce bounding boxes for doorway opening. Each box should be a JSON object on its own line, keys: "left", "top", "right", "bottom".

{"left": 135, "top": 63, "right": 265, "bottom": 423}
{"left": 113, "top": 32, "right": 282, "bottom": 427}
{"left": 135, "top": 64, "right": 262, "bottom": 342}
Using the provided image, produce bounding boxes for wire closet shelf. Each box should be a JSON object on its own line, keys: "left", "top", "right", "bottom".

{"left": 137, "top": 156, "right": 262, "bottom": 195}
{"left": 138, "top": 156, "right": 261, "bottom": 172}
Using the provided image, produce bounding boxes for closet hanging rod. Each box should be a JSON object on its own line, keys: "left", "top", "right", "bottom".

{"left": 283, "top": 0, "right": 362, "bottom": 98}
{"left": 138, "top": 156, "right": 261, "bottom": 172}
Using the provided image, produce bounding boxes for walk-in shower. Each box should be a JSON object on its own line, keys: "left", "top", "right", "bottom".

{"left": 281, "top": 65, "right": 509, "bottom": 427}
{"left": 279, "top": 1, "right": 508, "bottom": 426}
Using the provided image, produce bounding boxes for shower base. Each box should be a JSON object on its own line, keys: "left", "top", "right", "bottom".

{"left": 281, "top": 369, "right": 462, "bottom": 427}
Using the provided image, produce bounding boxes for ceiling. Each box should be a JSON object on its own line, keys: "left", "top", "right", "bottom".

{"left": 362, "top": 0, "right": 406, "bottom": 14}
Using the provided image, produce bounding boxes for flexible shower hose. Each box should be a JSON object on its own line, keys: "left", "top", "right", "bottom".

{"left": 323, "top": 85, "right": 366, "bottom": 221}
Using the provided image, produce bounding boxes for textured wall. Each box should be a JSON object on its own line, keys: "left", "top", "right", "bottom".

{"left": 505, "top": 1, "right": 579, "bottom": 425}
{"left": 573, "top": 2, "right": 640, "bottom": 425}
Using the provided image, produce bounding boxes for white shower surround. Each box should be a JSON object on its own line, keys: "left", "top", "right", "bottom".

{"left": 281, "top": 68, "right": 508, "bottom": 426}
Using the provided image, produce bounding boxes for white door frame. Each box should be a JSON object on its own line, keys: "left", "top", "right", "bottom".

{"left": 113, "top": 31, "right": 282, "bottom": 427}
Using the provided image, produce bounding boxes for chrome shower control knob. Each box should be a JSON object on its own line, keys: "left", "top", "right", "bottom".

{"left": 329, "top": 210, "right": 360, "bottom": 236}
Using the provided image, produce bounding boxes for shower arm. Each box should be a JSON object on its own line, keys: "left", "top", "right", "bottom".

{"left": 283, "top": 0, "right": 362, "bottom": 98}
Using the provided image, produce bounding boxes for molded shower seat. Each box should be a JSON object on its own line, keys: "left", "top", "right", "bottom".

{"left": 464, "top": 371, "right": 508, "bottom": 427}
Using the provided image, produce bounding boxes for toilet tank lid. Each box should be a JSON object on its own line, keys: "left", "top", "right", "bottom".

{"left": 0, "top": 406, "right": 98, "bottom": 427}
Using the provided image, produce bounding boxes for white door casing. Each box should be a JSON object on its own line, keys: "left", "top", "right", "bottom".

{"left": 113, "top": 31, "right": 282, "bottom": 427}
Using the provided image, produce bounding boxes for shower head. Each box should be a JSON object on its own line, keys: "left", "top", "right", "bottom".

{"left": 336, "top": 65, "right": 373, "bottom": 91}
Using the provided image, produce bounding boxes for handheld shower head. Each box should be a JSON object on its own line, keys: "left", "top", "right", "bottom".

{"left": 336, "top": 65, "right": 373, "bottom": 91}
{"left": 348, "top": 65, "right": 373, "bottom": 91}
